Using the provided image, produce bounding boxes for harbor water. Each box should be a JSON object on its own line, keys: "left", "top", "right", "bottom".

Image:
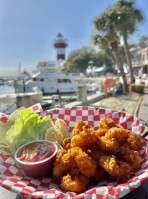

{"left": 0, "top": 85, "right": 15, "bottom": 95}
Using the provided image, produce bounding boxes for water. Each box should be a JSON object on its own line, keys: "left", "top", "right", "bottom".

{"left": 0, "top": 85, "right": 15, "bottom": 95}
{"left": 0, "top": 85, "right": 16, "bottom": 114}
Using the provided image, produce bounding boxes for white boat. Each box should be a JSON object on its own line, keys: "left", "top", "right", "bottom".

{"left": 17, "top": 71, "right": 78, "bottom": 95}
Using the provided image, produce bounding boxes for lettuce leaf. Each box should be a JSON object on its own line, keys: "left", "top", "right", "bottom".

{"left": 0, "top": 107, "right": 23, "bottom": 154}
{"left": 0, "top": 108, "right": 54, "bottom": 157}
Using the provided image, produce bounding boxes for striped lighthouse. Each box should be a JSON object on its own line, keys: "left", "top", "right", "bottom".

{"left": 53, "top": 33, "right": 68, "bottom": 62}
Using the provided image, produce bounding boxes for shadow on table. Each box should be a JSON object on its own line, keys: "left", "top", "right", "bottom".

{"left": 122, "top": 186, "right": 147, "bottom": 199}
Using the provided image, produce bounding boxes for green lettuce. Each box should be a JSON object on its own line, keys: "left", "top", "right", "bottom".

{"left": 0, "top": 107, "right": 23, "bottom": 154}
{"left": 0, "top": 108, "right": 54, "bottom": 157}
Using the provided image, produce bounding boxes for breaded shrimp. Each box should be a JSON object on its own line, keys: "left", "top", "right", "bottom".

{"left": 60, "top": 173, "right": 89, "bottom": 193}
{"left": 99, "top": 118, "right": 115, "bottom": 129}
{"left": 71, "top": 128, "right": 97, "bottom": 150}
{"left": 72, "top": 121, "right": 92, "bottom": 136}
{"left": 99, "top": 155, "right": 120, "bottom": 176}
{"left": 62, "top": 137, "right": 72, "bottom": 150}
{"left": 116, "top": 146, "right": 141, "bottom": 171}
{"left": 125, "top": 130, "right": 143, "bottom": 151}
{"left": 94, "top": 128, "right": 107, "bottom": 137}
{"left": 105, "top": 127, "right": 128, "bottom": 143}
{"left": 91, "top": 166, "right": 108, "bottom": 181}
{"left": 116, "top": 160, "right": 131, "bottom": 182}
{"left": 53, "top": 149, "right": 75, "bottom": 179}
{"left": 99, "top": 155, "right": 131, "bottom": 182}
{"left": 74, "top": 148, "right": 97, "bottom": 177}
{"left": 53, "top": 147, "right": 97, "bottom": 179}
{"left": 97, "top": 136, "right": 119, "bottom": 154}
{"left": 86, "top": 145, "right": 107, "bottom": 162}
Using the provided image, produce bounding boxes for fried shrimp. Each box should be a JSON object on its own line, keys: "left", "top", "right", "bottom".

{"left": 60, "top": 173, "right": 89, "bottom": 193}
{"left": 105, "top": 127, "right": 128, "bottom": 143}
{"left": 91, "top": 166, "right": 108, "bottom": 181}
{"left": 53, "top": 149, "right": 75, "bottom": 179}
{"left": 53, "top": 119, "right": 143, "bottom": 193}
{"left": 99, "top": 118, "right": 116, "bottom": 129}
{"left": 62, "top": 137, "right": 72, "bottom": 150}
{"left": 116, "top": 161, "right": 132, "bottom": 182}
{"left": 86, "top": 145, "right": 107, "bottom": 162}
{"left": 99, "top": 155, "right": 131, "bottom": 182}
{"left": 53, "top": 147, "right": 97, "bottom": 179}
{"left": 125, "top": 130, "right": 143, "bottom": 151}
{"left": 116, "top": 146, "right": 141, "bottom": 171}
{"left": 74, "top": 148, "right": 97, "bottom": 177}
{"left": 72, "top": 121, "right": 91, "bottom": 136}
{"left": 71, "top": 128, "right": 97, "bottom": 150}
{"left": 97, "top": 136, "right": 119, "bottom": 154}
{"left": 94, "top": 128, "right": 107, "bottom": 137}
{"left": 99, "top": 155, "right": 120, "bottom": 176}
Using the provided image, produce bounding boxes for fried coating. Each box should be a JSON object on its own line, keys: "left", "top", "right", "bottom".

{"left": 105, "top": 127, "right": 128, "bottom": 143}
{"left": 99, "top": 155, "right": 131, "bottom": 182}
{"left": 69, "top": 165, "right": 80, "bottom": 176}
{"left": 72, "top": 121, "right": 91, "bottom": 136}
{"left": 91, "top": 166, "right": 108, "bottom": 181}
{"left": 116, "top": 161, "right": 132, "bottom": 182}
{"left": 60, "top": 173, "right": 89, "bottom": 193}
{"left": 71, "top": 128, "right": 97, "bottom": 150}
{"left": 94, "top": 128, "right": 107, "bottom": 137}
{"left": 99, "top": 118, "right": 115, "bottom": 129}
{"left": 86, "top": 145, "right": 107, "bottom": 162}
{"left": 125, "top": 130, "right": 143, "bottom": 151}
{"left": 53, "top": 149, "right": 75, "bottom": 179}
{"left": 116, "top": 146, "right": 141, "bottom": 171}
{"left": 74, "top": 148, "right": 97, "bottom": 177}
{"left": 53, "top": 118, "right": 143, "bottom": 193}
{"left": 97, "top": 136, "right": 119, "bottom": 154}
{"left": 62, "top": 137, "right": 72, "bottom": 150}
{"left": 53, "top": 147, "right": 97, "bottom": 179}
{"left": 99, "top": 155, "right": 119, "bottom": 176}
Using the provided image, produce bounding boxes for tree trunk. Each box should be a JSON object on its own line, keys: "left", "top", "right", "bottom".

{"left": 123, "top": 35, "right": 135, "bottom": 83}
{"left": 110, "top": 41, "right": 128, "bottom": 93}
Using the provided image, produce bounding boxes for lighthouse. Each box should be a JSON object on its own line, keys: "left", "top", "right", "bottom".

{"left": 53, "top": 33, "right": 68, "bottom": 62}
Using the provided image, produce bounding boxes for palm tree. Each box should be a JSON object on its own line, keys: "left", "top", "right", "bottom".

{"left": 112, "top": 0, "right": 144, "bottom": 83}
{"left": 92, "top": 10, "right": 128, "bottom": 92}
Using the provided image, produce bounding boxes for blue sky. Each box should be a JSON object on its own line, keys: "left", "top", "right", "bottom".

{"left": 0, "top": 0, "right": 147, "bottom": 76}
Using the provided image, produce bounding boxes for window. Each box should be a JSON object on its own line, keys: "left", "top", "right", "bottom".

{"left": 58, "top": 79, "right": 72, "bottom": 83}
{"left": 58, "top": 79, "right": 63, "bottom": 83}
{"left": 40, "top": 78, "right": 44, "bottom": 81}
{"left": 63, "top": 79, "right": 67, "bottom": 83}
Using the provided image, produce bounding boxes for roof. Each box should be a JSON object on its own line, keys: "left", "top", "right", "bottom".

{"left": 136, "top": 46, "right": 148, "bottom": 55}
{"left": 94, "top": 66, "right": 104, "bottom": 72}
{"left": 94, "top": 66, "right": 113, "bottom": 73}
{"left": 37, "top": 61, "right": 56, "bottom": 67}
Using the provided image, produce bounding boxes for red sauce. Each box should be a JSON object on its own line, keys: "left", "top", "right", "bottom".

{"left": 17, "top": 142, "right": 55, "bottom": 162}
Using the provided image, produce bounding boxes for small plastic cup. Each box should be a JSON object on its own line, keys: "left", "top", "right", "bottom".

{"left": 15, "top": 140, "right": 57, "bottom": 178}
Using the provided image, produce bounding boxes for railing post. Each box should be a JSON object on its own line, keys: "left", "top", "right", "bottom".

{"left": 77, "top": 85, "right": 87, "bottom": 104}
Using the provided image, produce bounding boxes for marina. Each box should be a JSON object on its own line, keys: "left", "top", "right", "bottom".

{"left": 0, "top": 84, "right": 15, "bottom": 95}
{"left": 0, "top": 33, "right": 118, "bottom": 114}
{"left": 0, "top": 79, "right": 104, "bottom": 114}
{"left": 17, "top": 70, "right": 78, "bottom": 94}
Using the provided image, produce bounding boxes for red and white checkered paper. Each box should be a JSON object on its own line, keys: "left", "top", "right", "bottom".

{"left": 0, "top": 105, "right": 148, "bottom": 199}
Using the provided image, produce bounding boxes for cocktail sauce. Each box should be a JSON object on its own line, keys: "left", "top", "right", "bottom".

{"left": 17, "top": 142, "right": 54, "bottom": 162}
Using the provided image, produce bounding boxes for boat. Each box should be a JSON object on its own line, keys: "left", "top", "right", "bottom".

{"left": 17, "top": 70, "right": 78, "bottom": 95}
{"left": 0, "top": 78, "right": 4, "bottom": 85}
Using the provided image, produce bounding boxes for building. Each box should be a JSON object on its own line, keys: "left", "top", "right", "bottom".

{"left": 133, "top": 46, "right": 148, "bottom": 75}
{"left": 37, "top": 61, "right": 57, "bottom": 72}
{"left": 53, "top": 33, "right": 68, "bottom": 62}
{"left": 37, "top": 34, "right": 68, "bottom": 72}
